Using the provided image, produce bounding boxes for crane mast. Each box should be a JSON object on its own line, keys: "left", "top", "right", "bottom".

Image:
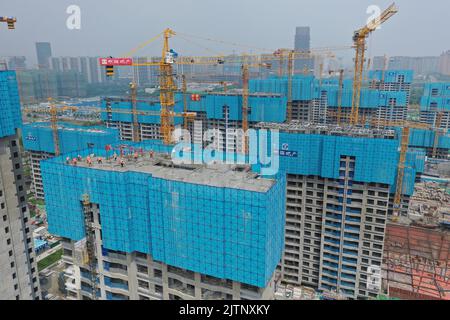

{"left": 337, "top": 69, "right": 344, "bottom": 125}
{"left": 242, "top": 64, "right": 249, "bottom": 154}
{"left": 393, "top": 126, "right": 409, "bottom": 218}
{"left": 31, "top": 100, "right": 78, "bottom": 156}
{"left": 159, "top": 28, "right": 177, "bottom": 144}
{"left": 182, "top": 74, "right": 188, "bottom": 130}
{"left": 350, "top": 3, "right": 398, "bottom": 125}
{"left": 50, "top": 106, "right": 60, "bottom": 156}
{"left": 130, "top": 82, "right": 140, "bottom": 142}
{"left": 370, "top": 119, "right": 430, "bottom": 220}
{"left": 287, "top": 50, "right": 294, "bottom": 122}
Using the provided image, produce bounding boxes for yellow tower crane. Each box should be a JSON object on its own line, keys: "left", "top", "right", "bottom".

{"left": 0, "top": 16, "right": 16, "bottom": 29}
{"left": 242, "top": 64, "right": 250, "bottom": 154}
{"left": 117, "top": 28, "right": 337, "bottom": 145}
{"left": 129, "top": 82, "right": 140, "bottom": 142}
{"left": 370, "top": 119, "right": 430, "bottom": 220}
{"left": 350, "top": 3, "right": 398, "bottom": 125}
{"left": 23, "top": 102, "right": 78, "bottom": 156}
{"left": 337, "top": 69, "right": 344, "bottom": 125}
{"left": 159, "top": 28, "right": 178, "bottom": 144}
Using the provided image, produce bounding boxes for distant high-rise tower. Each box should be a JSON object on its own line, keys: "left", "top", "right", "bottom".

{"left": 294, "top": 27, "right": 314, "bottom": 74}
{"left": 294, "top": 26, "right": 310, "bottom": 51}
{"left": 7, "top": 56, "right": 27, "bottom": 71}
{"left": 35, "top": 42, "right": 52, "bottom": 69}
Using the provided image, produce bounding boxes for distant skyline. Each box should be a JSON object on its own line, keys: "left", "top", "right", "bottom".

{"left": 0, "top": 0, "right": 449, "bottom": 67}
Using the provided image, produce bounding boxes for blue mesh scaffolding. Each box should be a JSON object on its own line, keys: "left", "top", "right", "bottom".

{"left": 420, "top": 82, "right": 450, "bottom": 111}
{"left": 22, "top": 122, "right": 120, "bottom": 154}
{"left": 101, "top": 93, "right": 287, "bottom": 124}
{"left": 0, "top": 71, "right": 22, "bottom": 138}
{"left": 41, "top": 143, "right": 286, "bottom": 288}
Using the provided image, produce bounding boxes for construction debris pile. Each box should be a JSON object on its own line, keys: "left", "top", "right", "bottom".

{"left": 407, "top": 181, "right": 450, "bottom": 228}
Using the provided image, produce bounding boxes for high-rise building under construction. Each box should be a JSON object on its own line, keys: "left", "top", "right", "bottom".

{"left": 22, "top": 122, "right": 119, "bottom": 199}
{"left": 0, "top": 70, "right": 41, "bottom": 300}
{"left": 41, "top": 141, "right": 286, "bottom": 300}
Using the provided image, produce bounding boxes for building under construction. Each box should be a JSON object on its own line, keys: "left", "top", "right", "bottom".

{"left": 420, "top": 82, "right": 450, "bottom": 130}
{"left": 39, "top": 119, "right": 426, "bottom": 299}
{"left": 249, "top": 71, "right": 412, "bottom": 124}
{"left": 22, "top": 122, "right": 119, "bottom": 199}
{"left": 101, "top": 71, "right": 412, "bottom": 143}
{"left": 102, "top": 92, "right": 286, "bottom": 154}
{"left": 0, "top": 70, "right": 41, "bottom": 299}
{"left": 41, "top": 141, "right": 285, "bottom": 300}
{"left": 252, "top": 122, "right": 424, "bottom": 299}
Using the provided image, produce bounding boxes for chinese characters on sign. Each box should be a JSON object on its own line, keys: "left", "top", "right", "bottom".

{"left": 279, "top": 143, "right": 298, "bottom": 158}
{"left": 98, "top": 58, "right": 133, "bottom": 66}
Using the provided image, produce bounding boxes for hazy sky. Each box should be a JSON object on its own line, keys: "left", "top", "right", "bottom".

{"left": 0, "top": 0, "right": 448, "bottom": 67}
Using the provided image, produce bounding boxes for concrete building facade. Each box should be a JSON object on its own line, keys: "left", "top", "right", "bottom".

{"left": 0, "top": 70, "right": 41, "bottom": 300}
{"left": 253, "top": 122, "right": 424, "bottom": 299}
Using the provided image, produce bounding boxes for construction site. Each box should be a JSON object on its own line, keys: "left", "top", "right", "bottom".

{"left": 1, "top": 2, "right": 449, "bottom": 302}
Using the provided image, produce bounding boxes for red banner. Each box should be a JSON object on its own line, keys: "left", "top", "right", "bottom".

{"left": 99, "top": 58, "right": 133, "bottom": 66}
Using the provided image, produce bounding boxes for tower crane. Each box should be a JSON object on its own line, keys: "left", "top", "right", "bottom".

{"left": 369, "top": 119, "right": 430, "bottom": 220}
{"left": 103, "top": 102, "right": 196, "bottom": 134}
{"left": 0, "top": 16, "right": 16, "bottom": 29}
{"left": 242, "top": 64, "right": 250, "bottom": 154}
{"left": 110, "top": 28, "right": 336, "bottom": 145}
{"left": 280, "top": 50, "right": 335, "bottom": 122}
{"left": 129, "top": 82, "right": 140, "bottom": 142}
{"left": 287, "top": 50, "right": 294, "bottom": 122}
{"left": 23, "top": 101, "right": 78, "bottom": 156}
{"left": 350, "top": 3, "right": 398, "bottom": 125}
{"left": 159, "top": 28, "right": 178, "bottom": 145}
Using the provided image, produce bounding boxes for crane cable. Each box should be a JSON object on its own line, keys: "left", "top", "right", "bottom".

{"left": 120, "top": 31, "right": 165, "bottom": 58}
{"left": 175, "top": 31, "right": 274, "bottom": 53}
{"left": 177, "top": 31, "right": 352, "bottom": 54}
{"left": 175, "top": 33, "right": 225, "bottom": 57}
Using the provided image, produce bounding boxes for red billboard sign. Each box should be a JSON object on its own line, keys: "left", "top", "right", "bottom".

{"left": 99, "top": 57, "right": 133, "bottom": 66}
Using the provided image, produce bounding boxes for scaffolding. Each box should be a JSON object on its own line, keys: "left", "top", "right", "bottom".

{"left": 81, "top": 194, "right": 99, "bottom": 300}
{"left": 255, "top": 121, "right": 396, "bottom": 139}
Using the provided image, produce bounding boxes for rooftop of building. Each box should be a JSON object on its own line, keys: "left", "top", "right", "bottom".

{"left": 255, "top": 121, "right": 397, "bottom": 139}
{"left": 23, "top": 121, "right": 113, "bottom": 135}
{"left": 67, "top": 151, "right": 275, "bottom": 193}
